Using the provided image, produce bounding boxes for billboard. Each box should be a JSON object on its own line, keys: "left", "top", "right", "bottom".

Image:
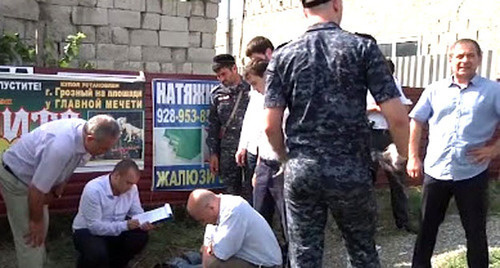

{"left": 0, "top": 73, "right": 145, "bottom": 172}
{"left": 152, "top": 78, "right": 223, "bottom": 190}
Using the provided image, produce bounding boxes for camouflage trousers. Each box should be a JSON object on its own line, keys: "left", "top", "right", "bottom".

{"left": 219, "top": 148, "right": 252, "bottom": 202}
{"left": 285, "top": 156, "right": 380, "bottom": 268}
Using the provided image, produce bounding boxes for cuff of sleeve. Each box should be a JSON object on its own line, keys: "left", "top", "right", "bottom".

{"left": 120, "top": 221, "right": 128, "bottom": 232}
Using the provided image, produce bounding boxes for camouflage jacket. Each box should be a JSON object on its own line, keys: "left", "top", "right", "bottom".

{"left": 265, "top": 22, "right": 400, "bottom": 158}
{"left": 207, "top": 78, "right": 250, "bottom": 155}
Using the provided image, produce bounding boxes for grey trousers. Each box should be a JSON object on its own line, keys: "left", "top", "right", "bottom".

{"left": 0, "top": 154, "right": 49, "bottom": 268}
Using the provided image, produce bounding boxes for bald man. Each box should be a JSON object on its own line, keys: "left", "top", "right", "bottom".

{"left": 187, "top": 189, "right": 282, "bottom": 268}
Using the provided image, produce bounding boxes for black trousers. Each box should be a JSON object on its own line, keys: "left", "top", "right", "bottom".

{"left": 370, "top": 129, "right": 409, "bottom": 228}
{"left": 412, "top": 171, "right": 489, "bottom": 268}
{"left": 73, "top": 228, "right": 149, "bottom": 268}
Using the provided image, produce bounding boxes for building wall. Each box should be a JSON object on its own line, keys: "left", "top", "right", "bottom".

{"left": 218, "top": 0, "right": 500, "bottom": 78}
{"left": 0, "top": 0, "right": 220, "bottom": 75}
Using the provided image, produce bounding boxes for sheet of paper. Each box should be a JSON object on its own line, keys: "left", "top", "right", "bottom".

{"left": 132, "top": 203, "right": 173, "bottom": 225}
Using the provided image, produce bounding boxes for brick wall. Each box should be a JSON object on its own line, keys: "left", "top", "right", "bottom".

{"left": 0, "top": 0, "right": 219, "bottom": 74}
{"left": 219, "top": 0, "right": 500, "bottom": 76}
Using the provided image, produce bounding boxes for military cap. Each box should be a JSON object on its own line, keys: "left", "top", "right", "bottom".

{"left": 213, "top": 54, "right": 235, "bottom": 64}
{"left": 212, "top": 54, "right": 236, "bottom": 72}
{"left": 302, "top": 0, "right": 331, "bottom": 8}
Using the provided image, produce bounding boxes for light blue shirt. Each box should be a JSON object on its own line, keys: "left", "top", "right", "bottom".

{"left": 2, "top": 119, "right": 91, "bottom": 193}
{"left": 204, "top": 194, "right": 282, "bottom": 266}
{"left": 72, "top": 174, "right": 144, "bottom": 236}
{"left": 409, "top": 75, "right": 500, "bottom": 180}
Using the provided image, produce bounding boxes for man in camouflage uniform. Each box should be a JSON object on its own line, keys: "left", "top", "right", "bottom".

{"left": 207, "top": 54, "right": 251, "bottom": 200}
{"left": 263, "top": 0, "right": 410, "bottom": 267}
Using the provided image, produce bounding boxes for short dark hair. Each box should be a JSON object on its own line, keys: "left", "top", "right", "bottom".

{"left": 386, "top": 58, "right": 395, "bottom": 74}
{"left": 112, "top": 159, "right": 140, "bottom": 176}
{"left": 245, "top": 36, "right": 274, "bottom": 57}
{"left": 244, "top": 58, "right": 269, "bottom": 79}
{"left": 212, "top": 54, "right": 236, "bottom": 72}
{"left": 450, "top": 38, "right": 482, "bottom": 57}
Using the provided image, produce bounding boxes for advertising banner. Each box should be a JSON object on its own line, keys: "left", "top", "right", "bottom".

{"left": 152, "top": 78, "right": 223, "bottom": 191}
{"left": 0, "top": 73, "right": 145, "bottom": 172}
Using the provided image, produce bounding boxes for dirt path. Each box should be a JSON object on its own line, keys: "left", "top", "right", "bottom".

{"left": 323, "top": 214, "right": 500, "bottom": 267}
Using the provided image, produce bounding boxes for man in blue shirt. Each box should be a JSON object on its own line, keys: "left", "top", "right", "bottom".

{"left": 407, "top": 39, "right": 500, "bottom": 268}
{"left": 72, "top": 159, "right": 154, "bottom": 268}
{"left": 0, "top": 115, "right": 120, "bottom": 268}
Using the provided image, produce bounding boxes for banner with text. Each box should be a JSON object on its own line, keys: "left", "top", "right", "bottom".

{"left": 0, "top": 74, "right": 145, "bottom": 172}
{"left": 152, "top": 78, "right": 222, "bottom": 191}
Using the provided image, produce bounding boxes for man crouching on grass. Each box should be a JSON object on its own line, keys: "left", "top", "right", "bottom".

{"left": 72, "top": 159, "right": 154, "bottom": 268}
{"left": 187, "top": 189, "right": 283, "bottom": 268}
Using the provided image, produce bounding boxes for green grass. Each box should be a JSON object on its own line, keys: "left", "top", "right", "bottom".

{"left": 1, "top": 180, "right": 499, "bottom": 267}
{"left": 432, "top": 247, "right": 500, "bottom": 268}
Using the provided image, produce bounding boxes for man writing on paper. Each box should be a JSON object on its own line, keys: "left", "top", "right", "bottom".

{"left": 187, "top": 189, "right": 282, "bottom": 268}
{"left": 72, "top": 159, "right": 154, "bottom": 268}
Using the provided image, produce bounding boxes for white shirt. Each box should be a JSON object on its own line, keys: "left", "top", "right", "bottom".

{"left": 204, "top": 195, "right": 282, "bottom": 266}
{"left": 2, "top": 118, "right": 91, "bottom": 193}
{"left": 238, "top": 90, "right": 263, "bottom": 155}
{"left": 367, "top": 77, "right": 412, "bottom": 129}
{"left": 72, "top": 174, "right": 144, "bottom": 236}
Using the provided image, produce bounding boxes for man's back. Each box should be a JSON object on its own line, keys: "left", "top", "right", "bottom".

{"left": 266, "top": 22, "right": 399, "bottom": 157}
{"left": 209, "top": 194, "right": 282, "bottom": 267}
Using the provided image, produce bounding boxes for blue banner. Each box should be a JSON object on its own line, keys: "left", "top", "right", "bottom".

{"left": 152, "top": 79, "right": 223, "bottom": 191}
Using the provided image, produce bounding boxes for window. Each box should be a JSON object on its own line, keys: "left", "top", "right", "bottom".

{"left": 378, "top": 44, "right": 392, "bottom": 57}
{"left": 395, "top": 41, "right": 418, "bottom": 57}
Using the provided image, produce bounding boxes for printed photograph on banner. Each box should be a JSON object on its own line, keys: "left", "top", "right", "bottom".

{"left": 0, "top": 75, "right": 145, "bottom": 172}
{"left": 154, "top": 128, "right": 210, "bottom": 165}
{"left": 78, "top": 110, "right": 144, "bottom": 171}
{"left": 152, "top": 78, "right": 222, "bottom": 191}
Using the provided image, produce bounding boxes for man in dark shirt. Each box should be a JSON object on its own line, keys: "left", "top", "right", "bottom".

{"left": 207, "top": 54, "right": 251, "bottom": 200}
{"left": 263, "top": 0, "right": 410, "bottom": 267}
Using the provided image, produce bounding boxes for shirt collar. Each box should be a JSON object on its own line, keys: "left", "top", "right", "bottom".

{"left": 449, "top": 74, "right": 481, "bottom": 88}
{"left": 104, "top": 174, "right": 114, "bottom": 197}
{"left": 216, "top": 194, "right": 223, "bottom": 225}
{"left": 306, "top": 21, "right": 341, "bottom": 32}
{"left": 75, "top": 123, "right": 87, "bottom": 154}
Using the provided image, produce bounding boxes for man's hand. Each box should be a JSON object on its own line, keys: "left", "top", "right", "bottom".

{"left": 251, "top": 173, "right": 257, "bottom": 188}
{"left": 407, "top": 156, "right": 423, "bottom": 179}
{"left": 140, "top": 222, "right": 155, "bottom": 231}
{"left": 25, "top": 219, "right": 45, "bottom": 247}
{"left": 468, "top": 144, "right": 500, "bottom": 165}
{"left": 209, "top": 154, "right": 219, "bottom": 175}
{"left": 127, "top": 219, "right": 141, "bottom": 230}
{"left": 235, "top": 148, "right": 247, "bottom": 167}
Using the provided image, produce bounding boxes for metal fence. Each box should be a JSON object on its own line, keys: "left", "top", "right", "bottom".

{"left": 392, "top": 50, "right": 498, "bottom": 88}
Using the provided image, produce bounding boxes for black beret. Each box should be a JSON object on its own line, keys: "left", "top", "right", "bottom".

{"left": 302, "top": 0, "right": 331, "bottom": 8}
{"left": 213, "top": 54, "right": 235, "bottom": 64}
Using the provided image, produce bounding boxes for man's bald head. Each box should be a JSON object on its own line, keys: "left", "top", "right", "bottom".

{"left": 187, "top": 189, "right": 220, "bottom": 225}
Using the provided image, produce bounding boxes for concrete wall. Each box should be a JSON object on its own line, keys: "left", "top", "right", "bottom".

{"left": 218, "top": 0, "right": 500, "bottom": 77}
{"left": 0, "top": 0, "right": 220, "bottom": 74}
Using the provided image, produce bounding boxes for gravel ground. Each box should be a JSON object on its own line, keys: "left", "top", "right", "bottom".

{"left": 323, "top": 214, "right": 500, "bottom": 267}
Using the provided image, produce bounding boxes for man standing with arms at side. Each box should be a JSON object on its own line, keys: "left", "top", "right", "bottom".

{"left": 264, "top": 0, "right": 410, "bottom": 267}
{"left": 408, "top": 39, "right": 499, "bottom": 268}
{"left": 72, "top": 159, "right": 153, "bottom": 268}
{"left": 207, "top": 54, "right": 251, "bottom": 199}
{"left": 0, "top": 114, "right": 120, "bottom": 268}
{"left": 235, "top": 36, "right": 275, "bottom": 200}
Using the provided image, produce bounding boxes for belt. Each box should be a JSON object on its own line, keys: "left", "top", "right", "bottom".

{"left": 259, "top": 157, "right": 281, "bottom": 167}
{"left": 2, "top": 162, "right": 17, "bottom": 178}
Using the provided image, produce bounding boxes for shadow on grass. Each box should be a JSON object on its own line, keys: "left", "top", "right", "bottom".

{"left": 0, "top": 206, "right": 204, "bottom": 268}
{"left": 1, "top": 180, "right": 499, "bottom": 267}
